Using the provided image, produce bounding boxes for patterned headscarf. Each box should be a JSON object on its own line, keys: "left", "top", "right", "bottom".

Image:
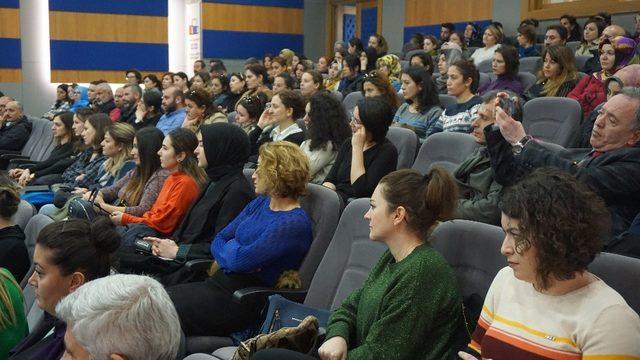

{"left": 279, "top": 48, "right": 295, "bottom": 66}
{"left": 376, "top": 54, "right": 402, "bottom": 82}
{"left": 599, "top": 36, "right": 637, "bottom": 74}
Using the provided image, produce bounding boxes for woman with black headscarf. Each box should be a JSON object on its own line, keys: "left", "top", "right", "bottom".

{"left": 117, "top": 123, "right": 255, "bottom": 284}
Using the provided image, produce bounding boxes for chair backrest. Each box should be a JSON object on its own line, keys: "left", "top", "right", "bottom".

{"left": 522, "top": 97, "right": 582, "bottom": 147}
{"left": 226, "top": 111, "right": 236, "bottom": 124}
{"left": 242, "top": 168, "right": 254, "bottom": 190}
{"left": 478, "top": 72, "right": 491, "bottom": 91}
{"left": 405, "top": 49, "right": 427, "bottom": 61}
{"left": 412, "top": 132, "right": 479, "bottom": 174}
{"left": 297, "top": 184, "right": 342, "bottom": 287}
{"left": 518, "top": 72, "right": 537, "bottom": 92}
{"left": 342, "top": 91, "right": 363, "bottom": 116}
{"left": 23, "top": 282, "right": 45, "bottom": 331}
{"left": 24, "top": 214, "right": 55, "bottom": 260}
{"left": 400, "top": 60, "right": 410, "bottom": 72}
{"left": 575, "top": 55, "right": 590, "bottom": 71}
{"left": 477, "top": 59, "right": 492, "bottom": 73}
{"left": 305, "top": 198, "right": 387, "bottom": 310}
{"left": 438, "top": 94, "right": 457, "bottom": 109}
{"left": 589, "top": 252, "right": 640, "bottom": 315}
{"left": 431, "top": 220, "right": 506, "bottom": 300}
{"left": 519, "top": 56, "right": 540, "bottom": 75}
{"left": 330, "top": 90, "right": 343, "bottom": 103}
{"left": 29, "top": 117, "right": 56, "bottom": 161}
{"left": 12, "top": 200, "right": 36, "bottom": 231}
{"left": 566, "top": 41, "right": 580, "bottom": 53}
{"left": 385, "top": 127, "right": 418, "bottom": 169}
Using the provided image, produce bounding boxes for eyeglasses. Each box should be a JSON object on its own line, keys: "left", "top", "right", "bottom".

{"left": 363, "top": 70, "right": 379, "bottom": 78}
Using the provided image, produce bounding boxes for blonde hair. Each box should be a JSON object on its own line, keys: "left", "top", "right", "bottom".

{"left": 256, "top": 141, "right": 309, "bottom": 198}
{"left": 104, "top": 123, "right": 135, "bottom": 177}
{"left": 0, "top": 269, "right": 22, "bottom": 329}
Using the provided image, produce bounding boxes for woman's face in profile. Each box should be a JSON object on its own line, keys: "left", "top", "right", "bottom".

{"left": 29, "top": 245, "right": 79, "bottom": 316}
{"left": 499, "top": 214, "right": 539, "bottom": 285}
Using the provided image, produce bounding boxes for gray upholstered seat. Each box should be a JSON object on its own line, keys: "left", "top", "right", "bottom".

{"left": 12, "top": 200, "right": 36, "bottom": 231}
{"left": 519, "top": 56, "right": 540, "bottom": 75}
{"left": 438, "top": 94, "right": 457, "bottom": 109}
{"left": 589, "top": 252, "right": 640, "bottom": 315}
{"left": 412, "top": 132, "right": 479, "bottom": 174}
{"left": 476, "top": 59, "right": 492, "bottom": 73}
{"left": 522, "top": 97, "right": 582, "bottom": 147}
{"left": 342, "top": 91, "right": 363, "bottom": 117}
{"left": 386, "top": 127, "right": 418, "bottom": 169}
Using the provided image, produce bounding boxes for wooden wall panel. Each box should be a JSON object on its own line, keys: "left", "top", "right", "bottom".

{"left": 51, "top": 70, "right": 166, "bottom": 84}
{"left": 0, "top": 69, "right": 21, "bottom": 82}
{"left": 49, "top": 12, "right": 167, "bottom": 43}
{"left": 203, "top": 3, "right": 303, "bottom": 34}
{"left": 405, "top": 0, "right": 493, "bottom": 27}
{"left": 0, "top": 8, "right": 20, "bottom": 38}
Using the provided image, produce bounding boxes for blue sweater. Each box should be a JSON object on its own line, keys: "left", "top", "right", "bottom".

{"left": 211, "top": 195, "right": 313, "bottom": 286}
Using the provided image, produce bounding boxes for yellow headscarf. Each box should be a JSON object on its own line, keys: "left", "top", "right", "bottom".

{"left": 376, "top": 54, "right": 402, "bottom": 82}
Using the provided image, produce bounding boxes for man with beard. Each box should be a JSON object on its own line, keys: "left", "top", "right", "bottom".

{"left": 155, "top": 86, "right": 186, "bottom": 135}
{"left": 94, "top": 83, "right": 120, "bottom": 121}
{"left": 118, "top": 84, "right": 142, "bottom": 124}
{"left": 114, "top": 87, "right": 125, "bottom": 109}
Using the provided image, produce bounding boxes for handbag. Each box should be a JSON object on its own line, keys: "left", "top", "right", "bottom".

{"left": 259, "top": 295, "right": 330, "bottom": 334}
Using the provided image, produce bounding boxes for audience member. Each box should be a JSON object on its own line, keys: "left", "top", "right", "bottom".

{"left": 368, "top": 33, "right": 388, "bottom": 56}
{"left": 193, "top": 59, "right": 206, "bottom": 75}
{"left": 250, "top": 90, "right": 306, "bottom": 159}
{"left": 317, "top": 55, "right": 330, "bottom": 74}
{"left": 124, "top": 123, "right": 254, "bottom": 285}
{"left": 0, "top": 101, "right": 32, "bottom": 151}
{"left": 470, "top": 24, "right": 503, "bottom": 66}
{"left": 517, "top": 25, "right": 540, "bottom": 58}
{"left": 348, "top": 37, "right": 364, "bottom": 55}
{"left": 133, "top": 88, "right": 163, "bottom": 130}
{"left": 211, "top": 74, "right": 231, "bottom": 110}
{"left": 55, "top": 274, "right": 181, "bottom": 360}
{"left": 568, "top": 36, "right": 636, "bottom": 117}
{"left": 93, "top": 83, "right": 120, "bottom": 121}
{"left": 191, "top": 71, "right": 213, "bottom": 96}
{"left": 441, "top": 22, "right": 456, "bottom": 42}
{"left": 256, "top": 167, "right": 462, "bottom": 360}
{"left": 9, "top": 217, "right": 120, "bottom": 359}
{"left": 576, "top": 17, "right": 606, "bottom": 58}
{"left": 583, "top": 24, "right": 628, "bottom": 74}
{"left": 459, "top": 168, "right": 640, "bottom": 359}
{"left": 210, "top": 60, "right": 227, "bottom": 78}
{"left": 560, "top": 14, "right": 582, "bottom": 42}
{"left": 478, "top": 45, "right": 524, "bottom": 95}
{"left": 464, "top": 22, "right": 483, "bottom": 47}
{"left": 182, "top": 88, "right": 226, "bottom": 133}
{"left": 43, "top": 84, "right": 71, "bottom": 120}
{"left": 436, "top": 48, "right": 464, "bottom": 94}
{"left": 333, "top": 48, "right": 346, "bottom": 66}
{"left": 156, "top": 86, "right": 187, "bottom": 135}
{"left": 10, "top": 112, "right": 76, "bottom": 187}
{"left": 87, "top": 80, "right": 105, "bottom": 107}
{"left": 168, "top": 141, "right": 313, "bottom": 336}
{"left": 294, "top": 60, "right": 311, "bottom": 85}
{"left": 263, "top": 53, "right": 273, "bottom": 74}
{"left": 142, "top": 73, "right": 161, "bottom": 93}
{"left": 544, "top": 24, "right": 568, "bottom": 48}
{"left": 270, "top": 56, "right": 287, "bottom": 78}
{"left": 376, "top": 54, "right": 402, "bottom": 91}
{"left": 226, "top": 72, "right": 246, "bottom": 113}
{"left": 409, "top": 52, "right": 435, "bottom": 74}
{"left": 361, "top": 71, "right": 400, "bottom": 110}
{"left": 299, "top": 70, "right": 325, "bottom": 98}
{"left": 118, "top": 83, "right": 142, "bottom": 124}
{"left": 338, "top": 54, "right": 365, "bottom": 96}
{"left": 125, "top": 69, "right": 142, "bottom": 85}
{"left": 242, "top": 64, "right": 273, "bottom": 101}
{"left": 273, "top": 72, "right": 296, "bottom": 94}
{"left": 0, "top": 268, "right": 27, "bottom": 357}
{"left": 438, "top": 60, "right": 482, "bottom": 133}
{"left": 113, "top": 87, "right": 124, "bottom": 109}
{"left": 161, "top": 72, "right": 174, "bottom": 89}
{"left": 487, "top": 87, "right": 640, "bottom": 236}
{"left": 234, "top": 93, "right": 267, "bottom": 134}
{"left": 173, "top": 72, "right": 190, "bottom": 93}
{"left": 423, "top": 35, "right": 440, "bottom": 57}
{"left": 0, "top": 181, "right": 29, "bottom": 281}
{"left": 448, "top": 31, "right": 472, "bottom": 58}
{"left": 301, "top": 92, "right": 351, "bottom": 184}
{"left": 359, "top": 46, "right": 378, "bottom": 73}
{"left": 524, "top": 45, "right": 578, "bottom": 100}
{"left": 324, "top": 60, "right": 343, "bottom": 92}
{"left": 402, "top": 32, "right": 424, "bottom": 55}
{"left": 394, "top": 66, "right": 443, "bottom": 139}
{"left": 68, "top": 85, "right": 89, "bottom": 113}
{"left": 323, "top": 96, "right": 397, "bottom": 203}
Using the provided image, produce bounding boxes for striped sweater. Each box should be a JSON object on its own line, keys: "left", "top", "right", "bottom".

{"left": 467, "top": 267, "right": 640, "bottom": 359}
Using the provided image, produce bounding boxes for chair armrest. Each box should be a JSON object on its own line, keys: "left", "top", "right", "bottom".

{"left": 184, "top": 258, "right": 215, "bottom": 273}
{"left": 0, "top": 153, "right": 27, "bottom": 160}
{"left": 233, "top": 287, "right": 308, "bottom": 307}
{"left": 9, "top": 159, "right": 38, "bottom": 167}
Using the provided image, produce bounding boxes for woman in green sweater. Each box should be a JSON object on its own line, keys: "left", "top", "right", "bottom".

{"left": 254, "top": 167, "right": 463, "bottom": 360}
{"left": 0, "top": 268, "right": 28, "bottom": 358}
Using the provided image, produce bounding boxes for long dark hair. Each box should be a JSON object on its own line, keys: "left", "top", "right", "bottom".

{"left": 143, "top": 74, "right": 162, "bottom": 91}
{"left": 307, "top": 92, "right": 351, "bottom": 151}
{"left": 167, "top": 128, "right": 207, "bottom": 188}
{"left": 56, "top": 84, "right": 71, "bottom": 106}
{"left": 53, "top": 111, "right": 76, "bottom": 145}
{"left": 402, "top": 66, "right": 440, "bottom": 113}
{"left": 121, "top": 127, "right": 164, "bottom": 206}
{"left": 85, "top": 113, "right": 111, "bottom": 153}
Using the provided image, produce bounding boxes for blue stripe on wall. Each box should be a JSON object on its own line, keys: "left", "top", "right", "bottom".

{"left": 50, "top": 40, "right": 168, "bottom": 71}
{"left": 360, "top": 8, "right": 377, "bottom": 41}
{"left": 203, "top": 30, "right": 303, "bottom": 59}
{"left": 0, "top": 38, "right": 21, "bottom": 68}
{"left": 0, "top": 0, "right": 19, "bottom": 8}
{"left": 404, "top": 20, "right": 492, "bottom": 43}
{"left": 49, "top": 0, "right": 168, "bottom": 17}
{"left": 203, "top": 0, "right": 303, "bottom": 9}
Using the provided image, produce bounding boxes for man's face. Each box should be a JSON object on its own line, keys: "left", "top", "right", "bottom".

{"left": 122, "top": 87, "right": 138, "bottom": 107}
{"left": 590, "top": 94, "right": 640, "bottom": 152}
{"left": 441, "top": 27, "right": 451, "bottom": 41}
{"left": 4, "top": 101, "right": 22, "bottom": 122}
{"left": 471, "top": 103, "right": 495, "bottom": 144}
{"left": 88, "top": 85, "right": 96, "bottom": 102}
{"left": 194, "top": 61, "right": 203, "bottom": 74}
{"left": 162, "top": 89, "right": 177, "bottom": 113}
{"left": 544, "top": 29, "right": 565, "bottom": 47}
{"left": 0, "top": 97, "right": 11, "bottom": 119}
{"left": 114, "top": 88, "right": 124, "bottom": 108}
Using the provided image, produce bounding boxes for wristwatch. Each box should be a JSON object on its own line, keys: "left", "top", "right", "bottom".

{"left": 512, "top": 135, "right": 533, "bottom": 155}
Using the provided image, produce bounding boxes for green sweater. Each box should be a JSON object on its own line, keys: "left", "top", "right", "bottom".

{"left": 0, "top": 268, "right": 28, "bottom": 359}
{"left": 324, "top": 243, "right": 462, "bottom": 359}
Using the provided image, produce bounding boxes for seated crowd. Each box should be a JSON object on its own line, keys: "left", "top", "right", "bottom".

{"left": 1, "top": 10, "right": 640, "bottom": 360}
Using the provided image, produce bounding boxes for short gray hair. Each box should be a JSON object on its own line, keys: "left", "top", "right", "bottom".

{"left": 619, "top": 86, "right": 640, "bottom": 129}
{"left": 56, "top": 274, "right": 181, "bottom": 360}
{"left": 123, "top": 83, "right": 142, "bottom": 97}
{"left": 97, "top": 83, "right": 113, "bottom": 97}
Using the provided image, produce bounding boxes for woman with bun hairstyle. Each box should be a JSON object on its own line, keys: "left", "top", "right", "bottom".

{"left": 254, "top": 167, "right": 462, "bottom": 360}
{"left": 8, "top": 217, "right": 121, "bottom": 360}
{"left": 226, "top": 72, "right": 246, "bottom": 114}
{"left": 182, "top": 88, "right": 227, "bottom": 134}
{"left": 235, "top": 93, "right": 268, "bottom": 134}
{"left": 111, "top": 128, "right": 205, "bottom": 243}
{"left": 0, "top": 180, "right": 29, "bottom": 282}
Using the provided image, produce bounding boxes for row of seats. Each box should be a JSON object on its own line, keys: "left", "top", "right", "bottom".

{"left": 0, "top": 117, "right": 56, "bottom": 169}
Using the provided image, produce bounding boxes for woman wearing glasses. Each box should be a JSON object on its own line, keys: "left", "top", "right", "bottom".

{"left": 323, "top": 96, "right": 397, "bottom": 204}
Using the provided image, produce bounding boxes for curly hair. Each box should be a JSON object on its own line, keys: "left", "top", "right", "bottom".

{"left": 256, "top": 141, "right": 309, "bottom": 198}
{"left": 307, "top": 92, "right": 351, "bottom": 151}
{"left": 499, "top": 167, "right": 610, "bottom": 290}
{"left": 361, "top": 71, "right": 400, "bottom": 109}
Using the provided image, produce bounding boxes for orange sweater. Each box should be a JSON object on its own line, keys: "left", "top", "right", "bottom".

{"left": 121, "top": 171, "right": 200, "bottom": 235}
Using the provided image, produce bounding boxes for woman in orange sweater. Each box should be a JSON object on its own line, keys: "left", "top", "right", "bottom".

{"left": 110, "top": 128, "right": 207, "bottom": 245}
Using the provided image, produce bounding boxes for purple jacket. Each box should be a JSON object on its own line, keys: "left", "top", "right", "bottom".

{"left": 478, "top": 74, "right": 524, "bottom": 95}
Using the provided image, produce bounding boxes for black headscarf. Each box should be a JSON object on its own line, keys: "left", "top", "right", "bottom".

{"left": 200, "top": 123, "right": 250, "bottom": 181}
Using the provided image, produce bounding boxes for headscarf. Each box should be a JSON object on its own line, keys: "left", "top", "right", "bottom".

{"left": 597, "top": 36, "right": 637, "bottom": 79}
{"left": 362, "top": 47, "right": 379, "bottom": 73}
{"left": 613, "top": 64, "right": 640, "bottom": 87}
{"left": 279, "top": 48, "right": 295, "bottom": 66}
{"left": 69, "top": 86, "right": 89, "bottom": 112}
{"left": 376, "top": 54, "right": 401, "bottom": 82}
{"left": 436, "top": 49, "right": 464, "bottom": 92}
{"left": 200, "top": 123, "right": 250, "bottom": 181}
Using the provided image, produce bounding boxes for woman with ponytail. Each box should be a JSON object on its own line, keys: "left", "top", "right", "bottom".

{"left": 111, "top": 128, "right": 205, "bottom": 243}
{"left": 0, "top": 182, "right": 29, "bottom": 282}
{"left": 255, "top": 167, "right": 463, "bottom": 360}
{"left": 9, "top": 217, "right": 121, "bottom": 359}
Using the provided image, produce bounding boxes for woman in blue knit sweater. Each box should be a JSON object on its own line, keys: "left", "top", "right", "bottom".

{"left": 168, "top": 141, "right": 313, "bottom": 336}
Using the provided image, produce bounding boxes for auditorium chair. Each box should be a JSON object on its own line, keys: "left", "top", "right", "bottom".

{"left": 522, "top": 97, "right": 582, "bottom": 147}
{"left": 385, "top": 127, "right": 419, "bottom": 169}
{"left": 412, "top": 132, "right": 479, "bottom": 174}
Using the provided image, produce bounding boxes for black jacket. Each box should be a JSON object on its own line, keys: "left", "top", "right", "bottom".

{"left": 0, "top": 116, "right": 32, "bottom": 151}
{"left": 24, "top": 142, "right": 75, "bottom": 177}
{"left": 0, "top": 225, "right": 29, "bottom": 282}
{"left": 485, "top": 125, "right": 640, "bottom": 236}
